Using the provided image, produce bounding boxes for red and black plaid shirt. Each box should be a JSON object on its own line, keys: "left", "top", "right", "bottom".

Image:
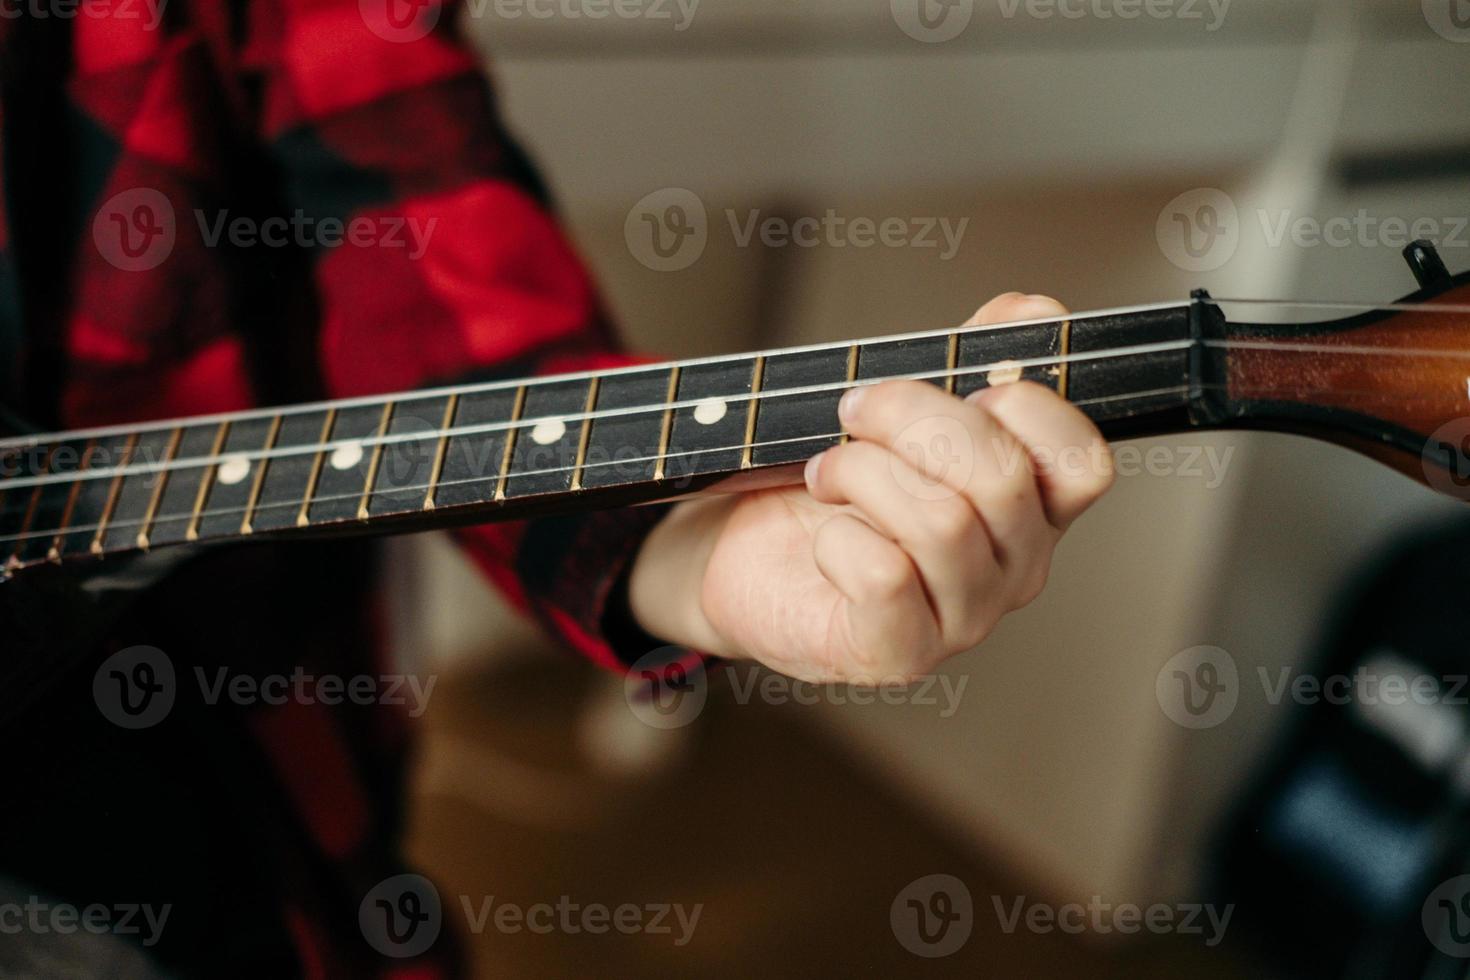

{"left": 0, "top": 2, "right": 667, "bottom": 975}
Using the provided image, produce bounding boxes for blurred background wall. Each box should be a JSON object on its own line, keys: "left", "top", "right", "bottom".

{"left": 387, "top": 0, "right": 1470, "bottom": 972}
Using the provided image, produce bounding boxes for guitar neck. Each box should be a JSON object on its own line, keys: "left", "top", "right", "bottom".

{"left": 0, "top": 298, "right": 1210, "bottom": 575}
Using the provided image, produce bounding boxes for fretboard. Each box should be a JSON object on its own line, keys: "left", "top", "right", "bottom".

{"left": 0, "top": 301, "right": 1201, "bottom": 575}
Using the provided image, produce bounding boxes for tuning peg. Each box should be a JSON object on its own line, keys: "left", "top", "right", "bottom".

{"left": 1403, "top": 239, "right": 1451, "bottom": 289}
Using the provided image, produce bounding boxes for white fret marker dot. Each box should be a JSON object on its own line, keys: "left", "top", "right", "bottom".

{"left": 530, "top": 419, "right": 567, "bottom": 446}
{"left": 217, "top": 455, "right": 250, "bottom": 485}
{"left": 988, "top": 360, "right": 1023, "bottom": 386}
{"left": 330, "top": 442, "right": 364, "bottom": 471}
{"left": 693, "top": 398, "right": 727, "bottom": 426}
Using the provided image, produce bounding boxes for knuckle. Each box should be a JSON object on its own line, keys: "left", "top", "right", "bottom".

{"left": 859, "top": 553, "right": 914, "bottom": 600}
{"left": 922, "top": 495, "right": 976, "bottom": 542}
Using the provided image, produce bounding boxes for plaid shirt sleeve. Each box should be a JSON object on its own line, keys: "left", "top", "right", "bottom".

{"left": 230, "top": 0, "right": 669, "bottom": 669}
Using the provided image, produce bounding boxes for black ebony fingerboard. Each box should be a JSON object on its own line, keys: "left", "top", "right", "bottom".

{"left": 954, "top": 322, "right": 1063, "bottom": 398}
{"left": 1, "top": 303, "right": 1203, "bottom": 576}
{"left": 581, "top": 368, "right": 672, "bottom": 490}
{"left": 665, "top": 358, "right": 758, "bottom": 481}
{"left": 752, "top": 348, "right": 850, "bottom": 466}
{"left": 1067, "top": 307, "right": 1192, "bottom": 427}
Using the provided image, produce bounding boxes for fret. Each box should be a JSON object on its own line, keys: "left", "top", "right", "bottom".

{"left": 583, "top": 368, "right": 672, "bottom": 490}
{"left": 841, "top": 345, "right": 859, "bottom": 445}
{"left": 134, "top": 427, "right": 184, "bottom": 549}
{"left": 750, "top": 348, "right": 848, "bottom": 467}
{"left": 502, "top": 380, "right": 594, "bottom": 499}
{"left": 434, "top": 387, "right": 521, "bottom": 509}
{"left": 54, "top": 439, "right": 118, "bottom": 558}
{"left": 666, "top": 357, "right": 758, "bottom": 481}
{"left": 99, "top": 428, "right": 178, "bottom": 554}
{"left": 857, "top": 335, "right": 952, "bottom": 386}
{"left": 2, "top": 442, "right": 52, "bottom": 566}
{"left": 19, "top": 439, "right": 88, "bottom": 564}
{"left": 239, "top": 414, "right": 284, "bottom": 534}
{"left": 423, "top": 394, "right": 460, "bottom": 509}
{"left": 296, "top": 409, "right": 338, "bottom": 528}
{"left": 196, "top": 417, "right": 276, "bottom": 540}
{"left": 298, "top": 404, "right": 384, "bottom": 526}
{"left": 367, "top": 396, "right": 452, "bottom": 517}
{"left": 184, "top": 423, "right": 230, "bottom": 542}
{"left": 945, "top": 332, "right": 959, "bottom": 395}
{"left": 654, "top": 366, "right": 681, "bottom": 482}
{"left": 494, "top": 386, "right": 527, "bottom": 501}
{"left": 740, "top": 357, "right": 764, "bottom": 470}
{"left": 147, "top": 423, "right": 231, "bottom": 547}
{"left": 953, "top": 321, "right": 1063, "bottom": 398}
{"left": 569, "top": 378, "right": 601, "bottom": 491}
{"left": 1058, "top": 319, "right": 1072, "bottom": 401}
{"left": 1067, "top": 308, "right": 1192, "bottom": 424}
{"left": 356, "top": 403, "right": 395, "bottom": 520}
{"left": 0, "top": 482, "right": 36, "bottom": 569}
{"left": 87, "top": 434, "right": 139, "bottom": 555}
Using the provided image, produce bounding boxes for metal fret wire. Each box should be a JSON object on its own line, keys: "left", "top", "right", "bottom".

{"left": 2, "top": 300, "right": 1188, "bottom": 449}
{"left": 6, "top": 333, "right": 1466, "bottom": 494}
{"left": 0, "top": 384, "right": 1195, "bottom": 549}
{"left": 5, "top": 293, "right": 1466, "bottom": 452}
{"left": 0, "top": 340, "right": 1195, "bottom": 491}
{"left": 8, "top": 370, "right": 1452, "bottom": 552}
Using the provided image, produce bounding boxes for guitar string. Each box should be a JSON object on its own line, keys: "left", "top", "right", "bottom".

{"left": 1, "top": 300, "right": 1186, "bottom": 448}
{"left": 0, "top": 340, "right": 1195, "bottom": 491}
{"left": 0, "top": 384, "right": 1194, "bottom": 550}
{"left": 1, "top": 293, "right": 1463, "bottom": 451}
{"left": 4, "top": 371, "right": 1453, "bottom": 553}
{"left": 5, "top": 334, "right": 1467, "bottom": 493}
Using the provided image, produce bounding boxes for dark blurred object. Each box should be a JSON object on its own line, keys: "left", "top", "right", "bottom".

{"left": 1215, "top": 517, "right": 1470, "bottom": 980}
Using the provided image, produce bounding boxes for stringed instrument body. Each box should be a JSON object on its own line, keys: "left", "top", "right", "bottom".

{"left": 2, "top": 243, "right": 1469, "bottom": 670}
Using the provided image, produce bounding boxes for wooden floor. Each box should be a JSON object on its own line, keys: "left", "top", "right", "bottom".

{"left": 407, "top": 655, "right": 1259, "bottom": 979}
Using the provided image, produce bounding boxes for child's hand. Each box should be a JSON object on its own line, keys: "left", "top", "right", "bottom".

{"left": 628, "top": 293, "right": 1114, "bottom": 683}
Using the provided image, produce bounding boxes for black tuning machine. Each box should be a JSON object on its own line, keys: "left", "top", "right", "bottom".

{"left": 1403, "top": 238, "right": 1452, "bottom": 289}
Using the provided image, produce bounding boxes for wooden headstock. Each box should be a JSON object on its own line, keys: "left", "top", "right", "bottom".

{"left": 1207, "top": 246, "right": 1470, "bottom": 499}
